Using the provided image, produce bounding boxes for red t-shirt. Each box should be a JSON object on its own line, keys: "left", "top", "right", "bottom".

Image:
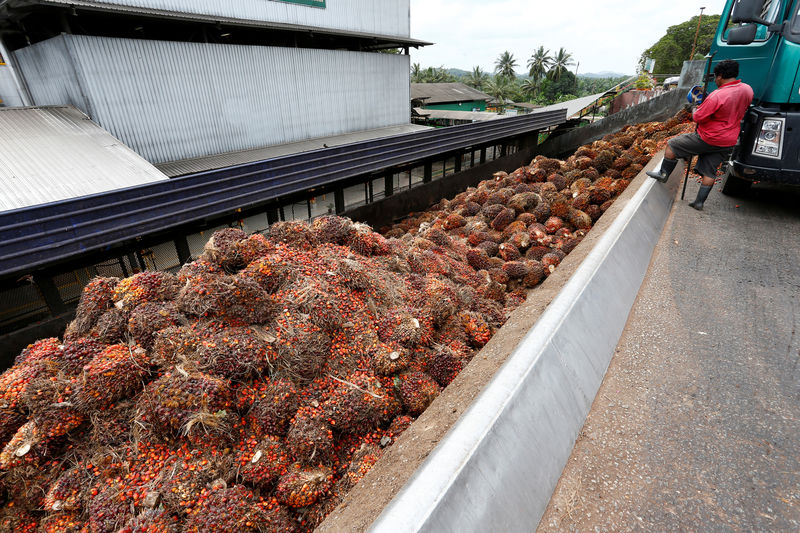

{"left": 692, "top": 79, "right": 754, "bottom": 147}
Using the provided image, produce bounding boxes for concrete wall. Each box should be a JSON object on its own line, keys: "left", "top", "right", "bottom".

{"left": 538, "top": 89, "right": 684, "bottom": 158}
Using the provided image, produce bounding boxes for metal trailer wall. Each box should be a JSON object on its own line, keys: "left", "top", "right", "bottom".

{"left": 12, "top": 34, "right": 411, "bottom": 164}
{"left": 0, "top": 66, "right": 24, "bottom": 106}
{"left": 38, "top": 0, "right": 410, "bottom": 39}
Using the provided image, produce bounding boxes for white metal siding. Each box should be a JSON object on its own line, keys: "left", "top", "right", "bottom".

{"left": 42, "top": 0, "right": 410, "bottom": 38}
{"left": 14, "top": 34, "right": 411, "bottom": 164}
{"left": 0, "top": 67, "right": 24, "bottom": 107}
{"left": 0, "top": 106, "right": 168, "bottom": 212}
{"left": 12, "top": 38, "right": 89, "bottom": 111}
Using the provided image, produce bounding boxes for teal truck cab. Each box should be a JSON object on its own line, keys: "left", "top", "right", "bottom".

{"left": 710, "top": 0, "right": 800, "bottom": 194}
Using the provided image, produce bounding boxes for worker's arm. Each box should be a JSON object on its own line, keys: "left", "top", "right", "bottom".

{"left": 692, "top": 92, "right": 722, "bottom": 124}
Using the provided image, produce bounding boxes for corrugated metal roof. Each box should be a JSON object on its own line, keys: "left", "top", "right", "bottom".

{"left": 412, "top": 108, "right": 503, "bottom": 122}
{"left": 411, "top": 83, "right": 491, "bottom": 104}
{"left": 0, "top": 106, "right": 169, "bottom": 212}
{"left": 532, "top": 92, "right": 606, "bottom": 119}
{"left": 157, "top": 124, "right": 431, "bottom": 177}
{"left": 31, "top": 0, "right": 425, "bottom": 43}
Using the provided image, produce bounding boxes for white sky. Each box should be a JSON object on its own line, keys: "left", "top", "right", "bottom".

{"left": 409, "top": 0, "right": 722, "bottom": 76}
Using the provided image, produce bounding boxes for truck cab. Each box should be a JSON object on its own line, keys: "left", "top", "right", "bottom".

{"left": 710, "top": 0, "right": 800, "bottom": 194}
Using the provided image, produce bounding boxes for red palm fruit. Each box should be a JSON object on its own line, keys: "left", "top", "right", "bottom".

{"left": 568, "top": 209, "right": 593, "bottom": 230}
{"left": 523, "top": 262, "right": 546, "bottom": 287}
{"left": 387, "top": 414, "right": 415, "bottom": 441}
{"left": 507, "top": 232, "right": 531, "bottom": 251}
{"left": 508, "top": 192, "right": 540, "bottom": 214}
{"left": 177, "top": 257, "right": 224, "bottom": 284}
{"left": 525, "top": 245, "right": 550, "bottom": 261}
{"left": 572, "top": 192, "right": 590, "bottom": 211}
{"left": 0, "top": 507, "right": 39, "bottom": 533}
{"left": 347, "top": 225, "right": 390, "bottom": 256}
{"left": 425, "top": 345, "right": 466, "bottom": 387}
{"left": 561, "top": 237, "right": 581, "bottom": 254}
{"left": 593, "top": 150, "right": 615, "bottom": 173}
{"left": 15, "top": 338, "right": 60, "bottom": 365}
{"left": 498, "top": 243, "right": 521, "bottom": 261}
{"left": 239, "top": 253, "right": 292, "bottom": 293}
{"left": 377, "top": 311, "right": 425, "bottom": 348}
{"left": 594, "top": 176, "right": 615, "bottom": 189}
{"left": 245, "top": 378, "right": 298, "bottom": 437}
{"left": 612, "top": 179, "right": 631, "bottom": 195}
{"left": 196, "top": 326, "right": 274, "bottom": 379}
{"left": 532, "top": 201, "right": 551, "bottom": 223}
{"left": 612, "top": 155, "right": 632, "bottom": 171}
{"left": 501, "top": 220, "right": 528, "bottom": 241}
{"left": 502, "top": 261, "right": 529, "bottom": 280}
{"left": 112, "top": 271, "right": 181, "bottom": 312}
{"left": 127, "top": 301, "right": 183, "bottom": 349}
{"left": 542, "top": 253, "right": 561, "bottom": 275}
{"left": 117, "top": 509, "right": 178, "bottom": 533}
{"left": 312, "top": 215, "right": 353, "bottom": 245}
{"left": 66, "top": 277, "right": 119, "bottom": 338}
{"left": 574, "top": 146, "right": 597, "bottom": 159}
{"left": 586, "top": 204, "right": 603, "bottom": 221}
{"left": 601, "top": 199, "right": 615, "bottom": 212}
{"left": 570, "top": 177, "right": 593, "bottom": 195}
{"left": 527, "top": 167, "right": 548, "bottom": 183}
{"left": 60, "top": 338, "right": 106, "bottom": 374}
{"left": 393, "top": 371, "right": 440, "bottom": 416}
{"left": 338, "top": 443, "right": 383, "bottom": 491}
{"left": 460, "top": 312, "right": 492, "bottom": 348}
{"left": 488, "top": 267, "right": 510, "bottom": 286}
{"left": 237, "top": 435, "right": 291, "bottom": 487}
{"left": 574, "top": 156, "right": 594, "bottom": 170}
{"left": 151, "top": 325, "right": 199, "bottom": 367}
{"left": 322, "top": 372, "right": 400, "bottom": 433}
{"left": 467, "top": 231, "right": 491, "bottom": 246}
{"left": 466, "top": 248, "right": 492, "bottom": 271}
{"left": 486, "top": 188, "right": 515, "bottom": 206}
{"left": 234, "top": 232, "right": 274, "bottom": 265}
{"left": 371, "top": 342, "right": 411, "bottom": 376}
{"left": 137, "top": 369, "right": 232, "bottom": 438}
{"left": 462, "top": 201, "right": 482, "bottom": 216}
{"left": 38, "top": 513, "right": 84, "bottom": 533}
{"left": 184, "top": 485, "right": 274, "bottom": 532}
{"left": 516, "top": 212, "right": 537, "bottom": 226}
{"left": 425, "top": 227, "right": 452, "bottom": 247}
{"left": 89, "top": 400, "right": 134, "bottom": 446}
{"left": 604, "top": 168, "right": 622, "bottom": 180}
{"left": 547, "top": 173, "right": 568, "bottom": 191}
{"left": 90, "top": 307, "right": 127, "bottom": 344}
{"left": 548, "top": 194, "right": 571, "bottom": 218}
{"left": 275, "top": 464, "right": 334, "bottom": 508}
{"left": 73, "top": 344, "right": 149, "bottom": 410}
{"left": 269, "top": 220, "right": 319, "bottom": 250}
{"left": 273, "top": 313, "right": 331, "bottom": 385}
{"left": 476, "top": 240, "right": 500, "bottom": 257}
{"left": 532, "top": 157, "right": 562, "bottom": 174}
{"left": 468, "top": 188, "right": 490, "bottom": 204}
{"left": 202, "top": 227, "right": 249, "bottom": 270}
{"left": 286, "top": 406, "right": 335, "bottom": 465}
{"left": 621, "top": 163, "right": 643, "bottom": 180}
{"left": 443, "top": 213, "right": 466, "bottom": 230}
{"left": 44, "top": 464, "right": 90, "bottom": 512}
{"left": 544, "top": 216, "right": 565, "bottom": 234}
{"left": 491, "top": 208, "right": 516, "bottom": 232}
{"left": 0, "top": 409, "right": 25, "bottom": 448}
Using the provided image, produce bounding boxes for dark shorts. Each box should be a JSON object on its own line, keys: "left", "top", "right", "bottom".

{"left": 667, "top": 132, "right": 734, "bottom": 178}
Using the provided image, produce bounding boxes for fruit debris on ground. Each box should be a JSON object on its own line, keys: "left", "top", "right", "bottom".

{"left": 0, "top": 112, "right": 692, "bottom": 532}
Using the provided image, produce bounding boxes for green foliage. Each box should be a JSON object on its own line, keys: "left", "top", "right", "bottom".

{"left": 634, "top": 73, "right": 654, "bottom": 90}
{"left": 411, "top": 63, "right": 458, "bottom": 83}
{"left": 640, "top": 14, "right": 721, "bottom": 75}
{"left": 494, "top": 51, "right": 518, "bottom": 80}
{"left": 465, "top": 66, "right": 490, "bottom": 90}
{"left": 548, "top": 47, "right": 575, "bottom": 81}
{"left": 538, "top": 70, "right": 578, "bottom": 103}
{"left": 527, "top": 46, "right": 553, "bottom": 82}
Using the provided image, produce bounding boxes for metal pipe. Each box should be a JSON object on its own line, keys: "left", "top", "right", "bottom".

{"left": 0, "top": 37, "right": 32, "bottom": 106}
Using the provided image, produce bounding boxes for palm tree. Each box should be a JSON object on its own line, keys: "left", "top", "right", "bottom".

{"left": 520, "top": 78, "right": 538, "bottom": 99}
{"left": 526, "top": 46, "right": 553, "bottom": 83}
{"left": 411, "top": 63, "right": 423, "bottom": 83}
{"left": 485, "top": 76, "right": 511, "bottom": 108}
{"left": 549, "top": 47, "right": 575, "bottom": 81}
{"left": 465, "top": 66, "right": 490, "bottom": 90}
{"left": 494, "top": 51, "right": 518, "bottom": 80}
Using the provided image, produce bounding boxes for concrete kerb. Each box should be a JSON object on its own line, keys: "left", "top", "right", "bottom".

{"left": 368, "top": 155, "right": 682, "bottom": 533}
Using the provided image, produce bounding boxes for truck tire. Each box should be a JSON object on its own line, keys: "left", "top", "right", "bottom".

{"left": 720, "top": 167, "right": 751, "bottom": 196}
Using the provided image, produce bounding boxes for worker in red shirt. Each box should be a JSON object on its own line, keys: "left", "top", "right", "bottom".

{"left": 647, "top": 59, "right": 754, "bottom": 210}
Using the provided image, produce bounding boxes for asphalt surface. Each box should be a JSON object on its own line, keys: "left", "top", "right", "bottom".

{"left": 537, "top": 179, "right": 800, "bottom": 532}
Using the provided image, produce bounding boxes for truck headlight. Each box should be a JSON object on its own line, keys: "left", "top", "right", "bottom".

{"left": 752, "top": 117, "right": 785, "bottom": 159}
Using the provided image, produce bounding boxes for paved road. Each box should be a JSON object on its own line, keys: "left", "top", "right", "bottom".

{"left": 537, "top": 179, "right": 800, "bottom": 532}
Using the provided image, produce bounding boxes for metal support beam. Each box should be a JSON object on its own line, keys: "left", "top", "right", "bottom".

{"left": 423, "top": 161, "right": 432, "bottom": 183}
{"left": 384, "top": 171, "right": 394, "bottom": 197}
{"left": 334, "top": 188, "right": 345, "bottom": 214}
{"left": 34, "top": 274, "right": 66, "bottom": 315}
{"left": 266, "top": 206, "right": 280, "bottom": 225}
{"left": 174, "top": 236, "right": 192, "bottom": 265}
{"left": 454, "top": 152, "right": 462, "bottom": 173}
{"left": 480, "top": 147, "right": 487, "bottom": 164}
{"left": 118, "top": 257, "right": 129, "bottom": 278}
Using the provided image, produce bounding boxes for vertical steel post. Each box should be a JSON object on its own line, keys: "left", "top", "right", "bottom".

{"left": 33, "top": 274, "right": 66, "bottom": 315}
{"left": 423, "top": 161, "right": 432, "bottom": 183}
{"left": 174, "top": 236, "right": 192, "bottom": 265}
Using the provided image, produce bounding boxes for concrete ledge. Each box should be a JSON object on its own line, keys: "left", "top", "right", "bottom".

{"left": 367, "top": 158, "right": 682, "bottom": 533}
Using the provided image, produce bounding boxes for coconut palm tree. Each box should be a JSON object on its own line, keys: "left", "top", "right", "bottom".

{"left": 520, "top": 78, "right": 538, "bottom": 99}
{"left": 549, "top": 47, "right": 575, "bottom": 81}
{"left": 411, "top": 63, "right": 423, "bottom": 83}
{"left": 526, "top": 46, "right": 553, "bottom": 83}
{"left": 465, "top": 66, "right": 490, "bottom": 90}
{"left": 494, "top": 51, "right": 518, "bottom": 80}
{"left": 485, "top": 76, "right": 511, "bottom": 108}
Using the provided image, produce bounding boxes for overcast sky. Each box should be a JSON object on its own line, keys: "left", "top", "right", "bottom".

{"left": 408, "top": 0, "right": 720, "bottom": 76}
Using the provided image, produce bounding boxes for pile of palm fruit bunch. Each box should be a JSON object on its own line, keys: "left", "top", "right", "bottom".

{"left": 0, "top": 112, "right": 692, "bottom": 533}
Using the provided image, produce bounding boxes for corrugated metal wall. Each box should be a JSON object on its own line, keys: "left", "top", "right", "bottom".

{"left": 44, "top": 0, "right": 410, "bottom": 38}
{"left": 0, "top": 67, "right": 24, "bottom": 107}
{"left": 14, "top": 34, "right": 411, "bottom": 164}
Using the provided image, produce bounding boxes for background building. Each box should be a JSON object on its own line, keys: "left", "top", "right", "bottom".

{"left": 0, "top": 0, "right": 427, "bottom": 166}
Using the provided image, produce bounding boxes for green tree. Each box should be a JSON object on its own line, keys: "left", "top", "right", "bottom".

{"left": 549, "top": 47, "right": 575, "bottom": 81}
{"left": 539, "top": 70, "right": 578, "bottom": 104}
{"left": 526, "top": 46, "right": 553, "bottom": 83}
{"left": 485, "top": 76, "right": 512, "bottom": 106}
{"left": 465, "top": 66, "right": 490, "bottom": 90}
{"left": 494, "top": 51, "right": 518, "bottom": 80}
{"left": 411, "top": 63, "right": 423, "bottom": 83}
{"left": 640, "top": 14, "right": 721, "bottom": 75}
{"left": 520, "top": 78, "right": 538, "bottom": 99}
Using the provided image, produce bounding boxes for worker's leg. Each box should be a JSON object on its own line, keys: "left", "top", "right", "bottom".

{"left": 689, "top": 150, "right": 730, "bottom": 210}
{"left": 646, "top": 135, "right": 686, "bottom": 182}
{"left": 689, "top": 176, "right": 713, "bottom": 210}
